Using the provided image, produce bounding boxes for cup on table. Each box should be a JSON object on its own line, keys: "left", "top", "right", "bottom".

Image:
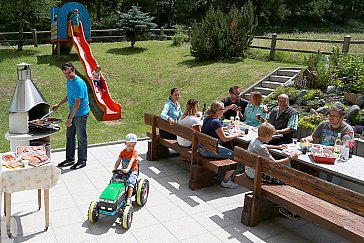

{"left": 230, "top": 116, "right": 235, "bottom": 124}
{"left": 244, "top": 128, "right": 249, "bottom": 135}
{"left": 22, "top": 160, "right": 29, "bottom": 167}
{"left": 292, "top": 138, "right": 298, "bottom": 146}
{"left": 302, "top": 146, "right": 308, "bottom": 154}
{"left": 256, "top": 114, "right": 261, "bottom": 121}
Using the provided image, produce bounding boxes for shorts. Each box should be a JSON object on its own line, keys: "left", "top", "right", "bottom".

{"left": 127, "top": 171, "right": 138, "bottom": 188}
{"left": 73, "top": 25, "right": 79, "bottom": 33}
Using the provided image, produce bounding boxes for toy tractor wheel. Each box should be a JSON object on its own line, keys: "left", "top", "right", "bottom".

{"left": 121, "top": 205, "right": 133, "bottom": 229}
{"left": 88, "top": 201, "right": 99, "bottom": 223}
{"left": 136, "top": 179, "right": 149, "bottom": 206}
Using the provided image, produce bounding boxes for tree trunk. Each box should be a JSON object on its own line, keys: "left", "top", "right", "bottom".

{"left": 167, "top": 0, "right": 174, "bottom": 27}
{"left": 18, "top": 15, "right": 25, "bottom": 51}
{"left": 96, "top": 0, "right": 101, "bottom": 23}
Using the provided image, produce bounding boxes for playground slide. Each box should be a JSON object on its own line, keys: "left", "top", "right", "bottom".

{"left": 69, "top": 22, "right": 122, "bottom": 121}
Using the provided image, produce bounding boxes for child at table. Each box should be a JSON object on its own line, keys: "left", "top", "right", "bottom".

{"left": 113, "top": 133, "right": 139, "bottom": 206}
{"left": 245, "top": 121, "right": 298, "bottom": 182}
{"left": 243, "top": 91, "right": 268, "bottom": 127}
{"left": 92, "top": 66, "right": 105, "bottom": 93}
{"left": 246, "top": 122, "right": 299, "bottom": 219}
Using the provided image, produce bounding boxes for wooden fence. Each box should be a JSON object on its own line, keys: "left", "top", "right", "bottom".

{"left": 1, "top": 28, "right": 364, "bottom": 59}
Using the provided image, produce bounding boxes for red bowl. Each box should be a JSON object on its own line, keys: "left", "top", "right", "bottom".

{"left": 312, "top": 154, "right": 336, "bottom": 164}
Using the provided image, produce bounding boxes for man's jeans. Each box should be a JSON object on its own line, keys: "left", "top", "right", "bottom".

{"left": 66, "top": 114, "right": 88, "bottom": 163}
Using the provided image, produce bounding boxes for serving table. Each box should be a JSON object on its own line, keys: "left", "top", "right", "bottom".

{"left": 0, "top": 162, "right": 61, "bottom": 237}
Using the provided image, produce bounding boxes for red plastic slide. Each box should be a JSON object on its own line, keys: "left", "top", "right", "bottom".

{"left": 69, "top": 22, "right": 122, "bottom": 121}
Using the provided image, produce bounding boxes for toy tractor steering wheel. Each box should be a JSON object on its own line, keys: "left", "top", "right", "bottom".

{"left": 112, "top": 169, "right": 124, "bottom": 175}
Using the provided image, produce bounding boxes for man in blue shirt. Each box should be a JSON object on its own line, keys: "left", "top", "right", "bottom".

{"left": 53, "top": 62, "right": 90, "bottom": 169}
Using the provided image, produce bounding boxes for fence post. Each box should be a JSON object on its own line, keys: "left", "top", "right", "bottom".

{"left": 160, "top": 27, "right": 165, "bottom": 41}
{"left": 269, "top": 33, "right": 277, "bottom": 60}
{"left": 32, "top": 29, "right": 38, "bottom": 47}
{"left": 188, "top": 27, "right": 191, "bottom": 41}
{"left": 342, "top": 35, "right": 351, "bottom": 54}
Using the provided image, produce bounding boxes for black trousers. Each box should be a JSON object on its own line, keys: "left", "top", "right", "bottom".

{"left": 159, "top": 129, "right": 177, "bottom": 139}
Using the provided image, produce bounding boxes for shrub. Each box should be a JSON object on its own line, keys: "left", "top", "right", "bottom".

{"left": 304, "top": 99, "right": 324, "bottom": 110}
{"left": 190, "top": 1, "right": 256, "bottom": 61}
{"left": 298, "top": 113, "right": 326, "bottom": 130}
{"left": 352, "top": 110, "right": 364, "bottom": 125}
{"left": 264, "top": 86, "right": 300, "bottom": 104}
{"left": 303, "top": 89, "right": 323, "bottom": 102}
{"left": 172, "top": 25, "right": 189, "bottom": 46}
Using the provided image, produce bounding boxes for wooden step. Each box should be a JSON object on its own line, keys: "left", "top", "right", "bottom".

{"left": 269, "top": 75, "right": 292, "bottom": 83}
{"left": 245, "top": 93, "right": 267, "bottom": 100}
{"left": 277, "top": 69, "right": 301, "bottom": 77}
{"left": 262, "top": 81, "right": 284, "bottom": 89}
{"left": 253, "top": 87, "right": 275, "bottom": 95}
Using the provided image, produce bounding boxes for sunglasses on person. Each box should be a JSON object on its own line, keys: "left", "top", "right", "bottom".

{"left": 231, "top": 92, "right": 240, "bottom": 96}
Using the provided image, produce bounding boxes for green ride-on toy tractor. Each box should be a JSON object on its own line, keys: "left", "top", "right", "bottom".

{"left": 87, "top": 169, "right": 149, "bottom": 229}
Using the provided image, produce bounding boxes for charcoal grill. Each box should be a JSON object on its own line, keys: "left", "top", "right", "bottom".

{"left": 5, "top": 63, "right": 61, "bottom": 158}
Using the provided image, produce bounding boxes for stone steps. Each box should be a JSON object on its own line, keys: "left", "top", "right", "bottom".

{"left": 241, "top": 67, "right": 303, "bottom": 101}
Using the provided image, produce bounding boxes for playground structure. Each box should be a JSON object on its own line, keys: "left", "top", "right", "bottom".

{"left": 50, "top": 2, "right": 122, "bottom": 121}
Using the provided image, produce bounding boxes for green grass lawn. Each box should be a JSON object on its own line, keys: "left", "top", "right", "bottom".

{"left": 0, "top": 40, "right": 295, "bottom": 152}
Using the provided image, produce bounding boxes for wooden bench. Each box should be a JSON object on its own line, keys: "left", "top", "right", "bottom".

{"left": 144, "top": 113, "right": 238, "bottom": 190}
{"left": 189, "top": 132, "right": 238, "bottom": 190}
{"left": 233, "top": 146, "right": 364, "bottom": 242}
{"left": 144, "top": 113, "right": 195, "bottom": 161}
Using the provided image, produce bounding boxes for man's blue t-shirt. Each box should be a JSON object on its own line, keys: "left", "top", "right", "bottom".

{"left": 201, "top": 118, "right": 222, "bottom": 139}
{"left": 71, "top": 13, "right": 80, "bottom": 25}
{"left": 67, "top": 75, "right": 90, "bottom": 116}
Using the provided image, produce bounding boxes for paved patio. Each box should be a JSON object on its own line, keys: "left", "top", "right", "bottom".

{"left": 1, "top": 139, "right": 347, "bottom": 243}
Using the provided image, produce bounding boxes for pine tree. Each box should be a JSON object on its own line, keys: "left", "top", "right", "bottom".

{"left": 190, "top": 1, "right": 257, "bottom": 61}
{"left": 117, "top": 6, "right": 157, "bottom": 48}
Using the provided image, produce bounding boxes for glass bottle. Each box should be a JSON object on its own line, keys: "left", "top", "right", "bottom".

{"left": 334, "top": 133, "right": 342, "bottom": 155}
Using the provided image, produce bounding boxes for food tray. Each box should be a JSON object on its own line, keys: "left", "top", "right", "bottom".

{"left": 1, "top": 152, "right": 17, "bottom": 162}
{"left": 312, "top": 154, "right": 336, "bottom": 164}
{"left": 17, "top": 152, "right": 50, "bottom": 167}
{"left": 16, "top": 146, "right": 46, "bottom": 156}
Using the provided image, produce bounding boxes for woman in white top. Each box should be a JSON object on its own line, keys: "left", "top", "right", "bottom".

{"left": 177, "top": 99, "right": 201, "bottom": 147}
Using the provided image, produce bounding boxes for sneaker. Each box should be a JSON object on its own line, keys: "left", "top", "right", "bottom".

{"left": 278, "top": 207, "right": 300, "bottom": 219}
{"left": 70, "top": 161, "right": 86, "bottom": 170}
{"left": 221, "top": 179, "right": 239, "bottom": 189}
{"left": 126, "top": 198, "right": 132, "bottom": 206}
{"left": 57, "top": 160, "right": 74, "bottom": 167}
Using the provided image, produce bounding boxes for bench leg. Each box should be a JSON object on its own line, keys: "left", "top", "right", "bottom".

{"left": 241, "top": 193, "right": 278, "bottom": 226}
{"left": 147, "top": 141, "right": 173, "bottom": 161}
{"left": 189, "top": 165, "right": 219, "bottom": 190}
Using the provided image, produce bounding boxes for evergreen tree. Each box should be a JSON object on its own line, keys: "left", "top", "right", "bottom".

{"left": 117, "top": 5, "right": 157, "bottom": 48}
{"left": 190, "top": 1, "right": 257, "bottom": 61}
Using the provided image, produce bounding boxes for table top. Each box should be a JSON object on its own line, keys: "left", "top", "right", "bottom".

{"left": 270, "top": 147, "right": 364, "bottom": 186}
{"left": 231, "top": 124, "right": 364, "bottom": 186}
{"left": 0, "top": 154, "right": 61, "bottom": 193}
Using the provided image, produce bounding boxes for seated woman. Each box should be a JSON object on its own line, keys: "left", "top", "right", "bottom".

{"left": 160, "top": 88, "right": 183, "bottom": 139}
{"left": 177, "top": 99, "right": 201, "bottom": 147}
{"left": 199, "top": 101, "right": 245, "bottom": 189}
{"left": 243, "top": 91, "right": 268, "bottom": 127}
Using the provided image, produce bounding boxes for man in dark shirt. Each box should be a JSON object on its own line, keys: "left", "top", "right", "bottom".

{"left": 267, "top": 94, "right": 298, "bottom": 145}
{"left": 221, "top": 86, "right": 249, "bottom": 120}
{"left": 301, "top": 104, "right": 353, "bottom": 150}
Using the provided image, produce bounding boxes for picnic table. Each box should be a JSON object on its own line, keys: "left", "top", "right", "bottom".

{"left": 230, "top": 123, "right": 364, "bottom": 193}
